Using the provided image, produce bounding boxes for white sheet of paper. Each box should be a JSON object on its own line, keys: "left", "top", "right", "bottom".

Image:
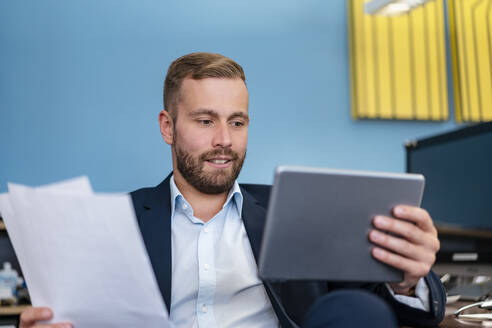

{"left": 0, "top": 176, "right": 94, "bottom": 281}
{"left": 1, "top": 179, "right": 170, "bottom": 328}
{"left": 34, "top": 176, "right": 93, "bottom": 194}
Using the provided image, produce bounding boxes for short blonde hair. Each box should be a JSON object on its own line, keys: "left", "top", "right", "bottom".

{"left": 163, "top": 52, "right": 246, "bottom": 121}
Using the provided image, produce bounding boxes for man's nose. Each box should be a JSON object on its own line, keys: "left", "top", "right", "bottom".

{"left": 212, "top": 123, "right": 232, "bottom": 148}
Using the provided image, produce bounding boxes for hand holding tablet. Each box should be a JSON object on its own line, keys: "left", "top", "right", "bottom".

{"left": 370, "top": 203, "right": 439, "bottom": 295}
{"left": 258, "top": 166, "right": 437, "bottom": 287}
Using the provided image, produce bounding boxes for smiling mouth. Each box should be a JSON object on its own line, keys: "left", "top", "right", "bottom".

{"left": 207, "top": 159, "right": 232, "bottom": 164}
{"left": 201, "top": 149, "right": 238, "bottom": 167}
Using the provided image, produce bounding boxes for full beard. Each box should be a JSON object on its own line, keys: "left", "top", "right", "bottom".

{"left": 174, "top": 144, "right": 246, "bottom": 195}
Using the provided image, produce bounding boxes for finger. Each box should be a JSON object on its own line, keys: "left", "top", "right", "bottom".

{"left": 32, "top": 324, "right": 72, "bottom": 328}
{"left": 389, "top": 281, "right": 417, "bottom": 294}
{"left": 372, "top": 246, "right": 432, "bottom": 278}
{"left": 20, "top": 307, "right": 53, "bottom": 325}
{"left": 393, "top": 205, "right": 436, "bottom": 233}
{"left": 373, "top": 215, "right": 437, "bottom": 248}
{"left": 369, "top": 229, "right": 436, "bottom": 264}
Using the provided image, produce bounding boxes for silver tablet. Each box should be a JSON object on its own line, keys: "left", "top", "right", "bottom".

{"left": 258, "top": 166, "right": 425, "bottom": 282}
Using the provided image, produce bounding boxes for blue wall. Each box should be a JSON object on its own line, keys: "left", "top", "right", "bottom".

{"left": 0, "top": 0, "right": 461, "bottom": 192}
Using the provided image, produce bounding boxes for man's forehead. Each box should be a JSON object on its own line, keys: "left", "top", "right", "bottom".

{"left": 177, "top": 77, "right": 249, "bottom": 111}
{"left": 180, "top": 76, "right": 247, "bottom": 91}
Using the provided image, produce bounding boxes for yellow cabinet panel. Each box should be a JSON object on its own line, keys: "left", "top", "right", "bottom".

{"left": 348, "top": 0, "right": 449, "bottom": 121}
{"left": 449, "top": 0, "right": 492, "bottom": 122}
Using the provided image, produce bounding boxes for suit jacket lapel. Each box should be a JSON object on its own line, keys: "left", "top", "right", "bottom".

{"left": 241, "top": 187, "right": 298, "bottom": 328}
{"left": 240, "top": 187, "right": 266, "bottom": 262}
{"left": 136, "top": 174, "right": 173, "bottom": 313}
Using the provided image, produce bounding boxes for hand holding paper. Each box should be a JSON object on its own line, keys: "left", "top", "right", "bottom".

{"left": 0, "top": 177, "right": 171, "bottom": 328}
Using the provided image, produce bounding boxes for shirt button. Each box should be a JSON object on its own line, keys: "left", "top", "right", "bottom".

{"left": 203, "top": 227, "right": 210, "bottom": 233}
{"left": 202, "top": 305, "right": 208, "bottom": 313}
{"left": 182, "top": 203, "right": 188, "bottom": 209}
{"left": 203, "top": 263, "right": 210, "bottom": 271}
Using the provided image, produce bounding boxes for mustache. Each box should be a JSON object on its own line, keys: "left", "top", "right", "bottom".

{"left": 199, "top": 148, "right": 239, "bottom": 161}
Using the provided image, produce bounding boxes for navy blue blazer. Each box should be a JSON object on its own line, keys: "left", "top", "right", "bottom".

{"left": 131, "top": 174, "right": 446, "bottom": 328}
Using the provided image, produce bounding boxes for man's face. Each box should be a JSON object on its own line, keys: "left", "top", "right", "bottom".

{"left": 164, "top": 77, "right": 249, "bottom": 194}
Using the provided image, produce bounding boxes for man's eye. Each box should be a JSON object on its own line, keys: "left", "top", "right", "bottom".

{"left": 231, "top": 121, "right": 244, "bottom": 127}
{"left": 199, "top": 120, "right": 212, "bottom": 125}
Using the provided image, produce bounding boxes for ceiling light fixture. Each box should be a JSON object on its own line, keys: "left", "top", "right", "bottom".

{"left": 364, "top": 0, "right": 432, "bottom": 16}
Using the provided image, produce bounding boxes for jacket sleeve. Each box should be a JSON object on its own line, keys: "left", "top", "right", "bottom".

{"left": 372, "top": 270, "right": 446, "bottom": 327}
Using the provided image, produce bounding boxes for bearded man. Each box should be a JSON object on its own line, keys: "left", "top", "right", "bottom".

{"left": 20, "top": 52, "right": 445, "bottom": 328}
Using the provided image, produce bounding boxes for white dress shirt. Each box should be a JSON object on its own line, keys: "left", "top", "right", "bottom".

{"left": 169, "top": 176, "right": 279, "bottom": 328}
{"left": 168, "top": 176, "right": 430, "bottom": 327}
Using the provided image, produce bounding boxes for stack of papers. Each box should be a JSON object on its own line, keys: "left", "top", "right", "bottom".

{"left": 0, "top": 177, "right": 171, "bottom": 328}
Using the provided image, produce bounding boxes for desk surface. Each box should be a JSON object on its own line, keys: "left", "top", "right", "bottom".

{"left": 0, "top": 305, "right": 29, "bottom": 316}
{"left": 0, "top": 302, "right": 489, "bottom": 327}
{"left": 439, "top": 301, "right": 491, "bottom": 328}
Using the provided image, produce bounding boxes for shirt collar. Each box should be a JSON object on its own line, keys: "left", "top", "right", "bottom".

{"left": 169, "top": 175, "right": 243, "bottom": 219}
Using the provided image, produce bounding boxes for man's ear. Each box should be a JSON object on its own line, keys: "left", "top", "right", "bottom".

{"left": 159, "top": 110, "right": 174, "bottom": 145}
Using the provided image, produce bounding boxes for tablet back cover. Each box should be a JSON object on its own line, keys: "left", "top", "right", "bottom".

{"left": 258, "top": 166, "right": 424, "bottom": 282}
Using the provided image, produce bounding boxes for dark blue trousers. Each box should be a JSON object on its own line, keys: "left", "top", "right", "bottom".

{"left": 303, "top": 290, "right": 397, "bottom": 328}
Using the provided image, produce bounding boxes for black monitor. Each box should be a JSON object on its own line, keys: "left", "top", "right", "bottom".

{"left": 406, "top": 122, "right": 492, "bottom": 276}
